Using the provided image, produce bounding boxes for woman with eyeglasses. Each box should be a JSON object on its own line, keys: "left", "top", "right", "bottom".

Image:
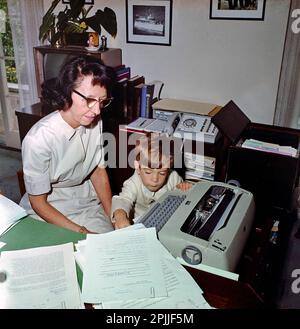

{"left": 20, "top": 55, "right": 115, "bottom": 234}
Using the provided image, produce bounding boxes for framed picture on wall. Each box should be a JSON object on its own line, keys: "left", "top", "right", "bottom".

{"left": 210, "top": 0, "right": 266, "bottom": 20}
{"left": 126, "top": 0, "right": 173, "bottom": 46}
{"left": 62, "top": 1, "right": 94, "bottom": 4}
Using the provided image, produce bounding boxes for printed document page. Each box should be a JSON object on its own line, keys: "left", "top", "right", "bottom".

{"left": 81, "top": 227, "right": 167, "bottom": 304}
{"left": 74, "top": 223, "right": 145, "bottom": 271}
{"left": 0, "top": 195, "right": 27, "bottom": 236}
{"left": 0, "top": 242, "right": 83, "bottom": 309}
{"left": 100, "top": 242, "right": 212, "bottom": 309}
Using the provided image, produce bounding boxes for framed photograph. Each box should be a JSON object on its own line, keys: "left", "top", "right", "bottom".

{"left": 210, "top": 0, "right": 266, "bottom": 20}
{"left": 126, "top": 0, "right": 173, "bottom": 46}
{"left": 62, "top": 1, "right": 94, "bottom": 4}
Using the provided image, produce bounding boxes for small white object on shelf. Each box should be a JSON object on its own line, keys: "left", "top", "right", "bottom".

{"left": 85, "top": 46, "right": 100, "bottom": 52}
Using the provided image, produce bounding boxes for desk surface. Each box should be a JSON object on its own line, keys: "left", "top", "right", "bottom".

{"left": 0, "top": 217, "right": 265, "bottom": 309}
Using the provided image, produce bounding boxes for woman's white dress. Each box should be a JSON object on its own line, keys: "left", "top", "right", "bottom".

{"left": 20, "top": 111, "right": 113, "bottom": 233}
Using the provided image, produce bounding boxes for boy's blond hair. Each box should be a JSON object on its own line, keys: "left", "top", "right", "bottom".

{"left": 135, "top": 132, "right": 174, "bottom": 169}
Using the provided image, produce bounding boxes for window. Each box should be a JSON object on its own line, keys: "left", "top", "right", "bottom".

{"left": 0, "top": 0, "right": 20, "bottom": 147}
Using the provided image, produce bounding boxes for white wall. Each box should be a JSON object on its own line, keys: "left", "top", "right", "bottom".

{"left": 43, "top": 0, "right": 290, "bottom": 124}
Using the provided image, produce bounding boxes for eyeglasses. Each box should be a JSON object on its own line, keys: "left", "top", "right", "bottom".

{"left": 73, "top": 89, "right": 113, "bottom": 109}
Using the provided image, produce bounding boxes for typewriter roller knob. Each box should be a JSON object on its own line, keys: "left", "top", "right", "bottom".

{"left": 182, "top": 246, "right": 202, "bottom": 265}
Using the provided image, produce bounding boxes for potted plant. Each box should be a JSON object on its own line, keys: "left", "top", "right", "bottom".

{"left": 39, "top": 0, "right": 117, "bottom": 47}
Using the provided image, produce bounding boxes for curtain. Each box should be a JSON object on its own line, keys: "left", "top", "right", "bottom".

{"left": 274, "top": 0, "right": 300, "bottom": 128}
{"left": 7, "top": 0, "right": 44, "bottom": 108}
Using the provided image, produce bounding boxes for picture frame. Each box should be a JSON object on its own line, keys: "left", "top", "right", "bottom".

{"left": 62, "top": 1, "right": 94, "bottom": 4}
{"left": 126, "top": 0, "right": 173, "bottom": 46}
{"left": 210, "top": 0, "right": 266, "bottom": 20}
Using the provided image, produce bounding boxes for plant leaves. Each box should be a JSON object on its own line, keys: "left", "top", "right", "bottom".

{"left": 85, "top": 8, "right": 117, "bottom": 38}
{"left": 38, "top": 0, "right": 60, "bottom": 40}
{"left": 56, "top": 11, "right": 69, "bottom": 33}
{"left": 69, "top": 0, "right": 85, "bottom": 20}
{"left": 101, "top": 7, "right": 117, "bottom": 38}
{"left": 64, "top": 22, "right": 85, "bottom": 33}
{"left": 39, "top": 12, "right": 55, "bottom": 41}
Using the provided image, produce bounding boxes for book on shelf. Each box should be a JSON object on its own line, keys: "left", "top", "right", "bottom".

{"left": 115, "top": 66, "right": 131, "bottom": 81}
{"left": 140, "top": 84, "right": 148, "bottom": 118}
{"left": 140, "top": 83, "right": 155, "bottom": 118}
{"left": 126, "top": 75, "right": 145, "bottom": 123}
{"left": 133, "top": 83, "right": 145, "bottom": 120}
{"left": 105, "top": 77, "right": 128, "bottom": 124}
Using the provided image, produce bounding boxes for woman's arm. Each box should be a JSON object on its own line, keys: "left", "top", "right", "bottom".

{"left": 90, "top": 166, "right": 112, "bottom": 217}
{"left": 28, "top": 194, "right": 91, "bottom": 234}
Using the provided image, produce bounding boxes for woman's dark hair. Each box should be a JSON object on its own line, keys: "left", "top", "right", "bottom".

{"left": 41, "top": 55, "right": 115, "bottom": 114}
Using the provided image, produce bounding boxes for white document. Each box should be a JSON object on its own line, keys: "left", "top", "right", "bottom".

{"left": 242, "top": 139, "right": 298, "bottom": 157}
{"left": 81, "top": 227, "right": 167, "bottom": 304}
{"left": 74, "top": 223, "right": 145, "bottom": 270}
{"left": 101, "top": 242, "right": 213, "bottom": 309}
{"left": 0, "top": 241, "right": 6, "bottom": 249}
{"left": 0, "top": 195, "right": 27, "bottom": 235}
{"left": 0, "top": 243, "right": 83, "bottom": 309}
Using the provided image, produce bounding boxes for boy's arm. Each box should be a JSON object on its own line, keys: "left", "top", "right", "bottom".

{"left": 111, "top": 176, "right": 138, "bottom": 229}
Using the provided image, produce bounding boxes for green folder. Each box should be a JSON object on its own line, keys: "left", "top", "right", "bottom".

{"left": 0, "top": 216, "right": 86, "bottom": 287}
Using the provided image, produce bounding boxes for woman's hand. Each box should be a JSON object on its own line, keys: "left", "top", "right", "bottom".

{"left": 78, "top": 226, "right": 94, "bottom": 234}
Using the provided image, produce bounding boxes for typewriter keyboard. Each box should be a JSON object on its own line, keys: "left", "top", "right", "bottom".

{"left": 139, "top": 194, "right": 186, "bottom": 232}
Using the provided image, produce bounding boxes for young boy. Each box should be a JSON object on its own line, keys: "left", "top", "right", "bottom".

{"left": 111, "top": 133, "right": 192, "bottom": 229}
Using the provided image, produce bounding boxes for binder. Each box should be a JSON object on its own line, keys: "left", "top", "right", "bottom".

{"left": 126, "top": 75, "right": 145, "bottom": 123}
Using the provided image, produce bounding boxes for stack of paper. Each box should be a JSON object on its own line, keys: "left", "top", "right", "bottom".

{"left": 0, "top": 243, "right": 83, "bottom": 309}
{"left": 184, "top": 152, "right": 216, "bottom": 181}
{"left": 76, "top": 225, "right": 212, "bottom": 309}
{"left": 0, "top": 195, "right": 27, "bottom": 235}
{"left": 242, "top": 139, "right": 298, "bottom": 157}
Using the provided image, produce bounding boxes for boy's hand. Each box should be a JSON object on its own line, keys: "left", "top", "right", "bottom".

{"left": 176, "top": 181, "right": 193, "bottom": 191}
{"left": 114, "top": 217, "right": 131, "bottom": 230}
{"left": 112, "top": 209, "right": 132, "bottom": 230}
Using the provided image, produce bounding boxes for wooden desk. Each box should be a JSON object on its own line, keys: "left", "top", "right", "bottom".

{"left": 186, "top": 266, "right": 265, "bottom": 309}
{"left": 1, "top": 217, "right": 264, "bottom": 309}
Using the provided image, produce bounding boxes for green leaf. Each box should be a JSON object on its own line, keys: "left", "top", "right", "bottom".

{"left": 56, "top": 11, "right": 69, "bottom": 32}
{"left": 84, "top": 8, "right": 117, "bottom": 38}
{"left": 64, "top": 22, "right": 85, "bottom": 33}
{"left": 38, "top": 0, "right": 60, "bottom": 40}
{"left": 69, "top": 0, "right": 85, "bottom": 20}
{"left": 101, "top": 7, "right": 117, "bottom": 38}
{"left": 39, "top": 12, "right": 55, "bottom": 40}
